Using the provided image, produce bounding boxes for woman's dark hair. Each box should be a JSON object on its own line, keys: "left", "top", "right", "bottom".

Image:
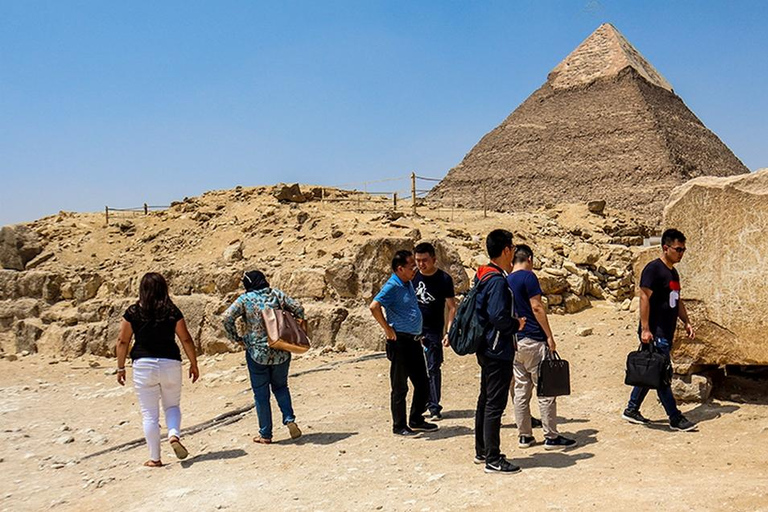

{"left": 138, "top": 272, "right": 175, "bottom": 319}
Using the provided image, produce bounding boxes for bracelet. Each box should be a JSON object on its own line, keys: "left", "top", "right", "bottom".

{"left": 117, "top": 368, "right": 126, "bottom": 373}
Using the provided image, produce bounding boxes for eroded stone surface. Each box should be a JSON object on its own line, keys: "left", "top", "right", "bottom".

{"left": 665, "top": 169, "right": 768, "bottom": 366}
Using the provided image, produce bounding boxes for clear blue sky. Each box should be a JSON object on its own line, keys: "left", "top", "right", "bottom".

{"left": 1, "top": 1, "right": 766, "bottom": 225}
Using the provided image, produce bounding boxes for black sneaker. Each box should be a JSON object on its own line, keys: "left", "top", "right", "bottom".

{"left": 532, "top": 417, "right": 543, "bottom": 428}
{"left": 484, "top": 457, "right": 521, "bottom": 474}
{"left": 622, "top": 408, "right": 650, "bottom": 425}
{"left": 428, "top": 411, "right": 443, "bottom": 421}
{"left": 518, "top": 435, "right": 535, "bottom": 448}
{"left": 410, "top": 421, "right": 439, "bottom": 432}
{"left": 393, "top": 427, "right": 421, "bottom": 437}
{"left": 670, "top": 415, "right": 696, "bottom": 432}
{"left": 544, "top": 436, "right": 577, "bottom": 450}
{"left": 474, "top": 453, "right": 506, "bottom": 464}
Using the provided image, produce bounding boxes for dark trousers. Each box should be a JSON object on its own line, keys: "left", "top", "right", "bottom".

{"left": 423, "top": 331, "right": 444, "bottom": 414}
{"left": 387, "top": 332, "right": 429, "bottom": 431}
{"left": 627, "top": 337, "right": 681, "bottom": 420}
{"left": 475, "top": 353, "right": 513, "bottom": 464}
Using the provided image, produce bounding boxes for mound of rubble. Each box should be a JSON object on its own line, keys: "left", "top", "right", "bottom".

{"left": 1, "top": 184, "right": 645, "bottom": 360}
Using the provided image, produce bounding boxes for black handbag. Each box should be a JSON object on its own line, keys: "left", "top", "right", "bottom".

{"left": 624, "top": 343, "right": 672, "bottom": 389}
{"left": 537, "top": 350, "right": 571, "bottom": 397}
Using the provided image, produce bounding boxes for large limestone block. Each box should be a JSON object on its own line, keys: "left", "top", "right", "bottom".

{"left": 671, "top": 373, "right": 712, "bottom": 403}
{"left": 353, "top": 237, "right": 414, "bottom": 303}
{"left": 335, "top": 306, "right": 386, "bottom": 351}
{"left": 352, "top": 237, "right": 467, "bottom": 303}
{"left": 664, "top": 169, "right": 768, "bottom": 365}
{"left": 568, "top": 242, "right": 601, "bottom": 266}
{"left": 325, "top": 260, "right": 358, "bottom": 298}
{"left": 424, "top": 238, "right": 471, "bottom": 294}
{"left": 303, "top": 302, "right": 349, "bottom": 347}
{"left": 0, "top": 270, "right": 19, "bottom": 299}
{"left": 0, "top": 225, "right": 43, "bottom": 270}
{"left": 632, "top": 246, "right": 659, "bottom": 295}
{"left": 539, "top": 270, "right": 569, "bottom": 295}
{"left": 174, "top": 294, "right": 234, "bottom": 355}
{"left": 284, "top": 268, "right": 326, "bottom": 299}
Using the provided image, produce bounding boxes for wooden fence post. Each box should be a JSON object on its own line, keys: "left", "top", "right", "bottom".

{"left": 411, "top": 172, "right": 417, "bottom": 216}
{"left": 393, "top": 192, "right": 398, "bottom": 210}
{"left": 144, "top": 203, "right": 148, "bottom": 215}
{"left": 483, "top": 183, "right": 487, "bottom": 218}
{"left": 105, "top": 206, "right": 109, "bottom": 225}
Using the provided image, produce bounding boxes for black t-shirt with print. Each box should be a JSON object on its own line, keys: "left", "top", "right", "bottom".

{"left": 637, "top": 258, "right": 681, "bottom": 341}
{"left": 412, "top": 269, "right": 455, "bottom": 333}
{"left": 124, "top": 303, "right": 184, "bottom": 361}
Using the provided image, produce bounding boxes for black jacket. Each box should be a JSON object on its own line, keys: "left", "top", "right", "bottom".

{"left": 474, "top": 264, "right": 520, "bottom": 361}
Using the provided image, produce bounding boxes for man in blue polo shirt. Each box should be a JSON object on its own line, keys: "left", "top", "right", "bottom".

{"left": 370, "top": 250, "right": 438, "bottom": 436}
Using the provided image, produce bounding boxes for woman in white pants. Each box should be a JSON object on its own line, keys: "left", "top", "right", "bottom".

{"left": 116, "top": 272, "right": 200, "bottom": 467}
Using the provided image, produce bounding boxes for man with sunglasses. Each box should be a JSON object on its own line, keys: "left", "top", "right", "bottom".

{"left": 622, "top": 228, "right": 696, "bottom": 432}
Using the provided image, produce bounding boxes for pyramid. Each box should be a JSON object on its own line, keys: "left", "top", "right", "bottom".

{"left": 428, "top": 23, "right": 748, "bottom": 225}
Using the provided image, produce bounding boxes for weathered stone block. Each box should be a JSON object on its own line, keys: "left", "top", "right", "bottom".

{"left": 563, "top": 293, "right": 590, "bottom": 314}
{"left": 325, "top": 260, "right": 358, "bottom": 298}
{"left": 569, "top": 242, "right": 600, "bottom": 266}
{"left": 665, "top": 170, "right": 768, "bottom": 365}
{"left": 284, "top": 269, "right": 326, "bottom": 299}
{"left": 671, "top": 374, "right": 712, "bottom": 403}
{"left": 336, "top": 306, "right": 386, "bottom": 351}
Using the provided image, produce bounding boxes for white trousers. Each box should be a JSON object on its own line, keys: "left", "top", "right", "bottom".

{"left": 132, "top": 358, "right": 183, "bottom": 461}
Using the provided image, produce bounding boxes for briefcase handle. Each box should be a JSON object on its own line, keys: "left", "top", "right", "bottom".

{"left": 545, "top": 350, "right": 562, "bottom": 361}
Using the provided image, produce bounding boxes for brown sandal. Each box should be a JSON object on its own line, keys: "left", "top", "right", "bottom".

{"left": 253, "top": 436, "right": 272, "bottom": 444}
{"left": 169, "top": 436, "right": 189, "bottom": 460}
{"left": 144, "top": 459, "right": 163, "bottom": 467}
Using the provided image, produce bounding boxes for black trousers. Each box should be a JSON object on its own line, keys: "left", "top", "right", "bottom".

{"left": 475, "top": 353, "right": 513, "bottom": 464}
{"left": 387, "top": 332, "right": 429, "bottom": 431}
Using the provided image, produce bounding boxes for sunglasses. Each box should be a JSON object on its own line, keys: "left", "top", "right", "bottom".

{"left": 664, "top": 246, "right": 686, "bottom": 254}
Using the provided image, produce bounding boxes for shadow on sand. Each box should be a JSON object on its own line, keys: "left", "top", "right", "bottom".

{"left": 180, "top": 449, "right": 248, "bottom": 468}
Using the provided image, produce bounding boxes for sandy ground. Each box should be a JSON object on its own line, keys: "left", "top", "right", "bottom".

{"left": 2, "top": 303, "right": 768, "bottom": 512}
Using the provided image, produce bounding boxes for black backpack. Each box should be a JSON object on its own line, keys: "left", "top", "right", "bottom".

{"left": 448, "top": 271, "right": 501, "bottom": 356}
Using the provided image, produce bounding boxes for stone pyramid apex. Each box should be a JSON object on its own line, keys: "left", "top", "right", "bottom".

{"left": 548, "top": 23, "right": 673, "bottom": 92}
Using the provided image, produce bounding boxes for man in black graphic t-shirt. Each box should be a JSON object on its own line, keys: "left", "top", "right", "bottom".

{"left": 413, "top": 242, "right": 456, "bottom": 421}
{"left": 622, "top": 228, "right": 697, "bottom": 432}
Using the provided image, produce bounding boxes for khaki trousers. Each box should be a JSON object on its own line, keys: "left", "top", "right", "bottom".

{"left": 513, "top": 337, "right": 558, "bottom": 439}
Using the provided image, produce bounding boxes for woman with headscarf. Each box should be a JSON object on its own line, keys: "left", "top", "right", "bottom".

{"left": 222, "top": 270, "right": 306, "bottom": 444}
{"left": 116, "top": 272, "right": 200, "bottom": 467}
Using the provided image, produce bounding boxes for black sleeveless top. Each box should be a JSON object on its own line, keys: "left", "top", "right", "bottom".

{"left": 123, "top": 303, "right": 184, "bottom": 361}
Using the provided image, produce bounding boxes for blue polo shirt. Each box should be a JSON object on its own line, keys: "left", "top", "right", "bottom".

{"left": 374, "top": 274, "right": 423, "bottom": 335}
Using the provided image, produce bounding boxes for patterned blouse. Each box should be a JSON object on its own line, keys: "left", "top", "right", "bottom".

{"left": 222, "top": 288, "right": 306, "bottom": 365}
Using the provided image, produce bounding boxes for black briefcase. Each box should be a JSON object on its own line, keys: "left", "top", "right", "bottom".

{"left": 537, "top": 351, "right": 571, "bottom": 397}
{"left": 624, "top": 343, "right": 672, "bottom": 389}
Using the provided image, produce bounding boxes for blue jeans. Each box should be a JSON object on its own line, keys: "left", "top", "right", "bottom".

{"left": 423, "top": 331, "right": 444, "bottom": 414}
{"left": 627, "top": 337, "right": 681, "bottom": 421}
{"left": 245, "top": 351, "right": 295, "bottom": 439}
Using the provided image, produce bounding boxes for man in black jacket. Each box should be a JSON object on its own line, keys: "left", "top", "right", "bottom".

{"left": 474, "top": 229, "right": 526, "bottom": 474}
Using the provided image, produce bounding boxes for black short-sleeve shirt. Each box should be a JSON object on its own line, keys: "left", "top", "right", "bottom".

{"left": 124, "top": 303, "right": 184, "bottom": 361}
{"left": 412, "top": 269, "right": 455, "bottom": 333}
{"left": 638, "top": 258, "right": 681, "bottom": 341}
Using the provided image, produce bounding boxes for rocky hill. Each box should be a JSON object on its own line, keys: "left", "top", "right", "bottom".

{"left": 0, "top": 184, "right": 649, "bottom": 360}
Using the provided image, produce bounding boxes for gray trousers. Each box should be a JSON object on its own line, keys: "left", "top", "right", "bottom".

{"left": 513, "top": 337, "right": 558, "bottom": 439}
